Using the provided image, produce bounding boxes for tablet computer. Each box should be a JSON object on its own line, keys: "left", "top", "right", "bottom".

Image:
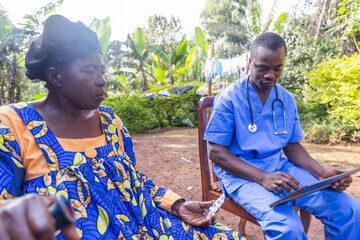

{"left": 269, "top": 167, "right": 360, "bottom": 208}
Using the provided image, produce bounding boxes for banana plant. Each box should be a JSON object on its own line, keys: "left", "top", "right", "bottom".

{"left": 90, "top": 17, "right": 111, "bottom": 56}
{"left": 195, "top": 27, "right": 208, "bottom": 58}
{"left": 0, "top": 14, "right": 27, "bottom": 104}
{"left": 148, "top": 35, "right": 189, "bottom": 85}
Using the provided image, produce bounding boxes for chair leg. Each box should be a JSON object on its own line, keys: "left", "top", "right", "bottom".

{"left": 299, "top": 209, "right": 312, "bottom": 234}
{"left": 238, "top": 218, "right": 247, "bottom": 235}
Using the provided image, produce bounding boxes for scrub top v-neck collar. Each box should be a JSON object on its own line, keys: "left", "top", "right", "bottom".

{"left": 247, "top": 80, "right": 276, "bottom": 117}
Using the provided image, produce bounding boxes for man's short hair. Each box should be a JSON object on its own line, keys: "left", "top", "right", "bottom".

{"left": 250, "top": 32, "right": 287, "bottom": 59}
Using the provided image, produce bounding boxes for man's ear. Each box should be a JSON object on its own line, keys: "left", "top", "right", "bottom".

{"left": 46, "top": 67, "right": 62, "bottom": 87}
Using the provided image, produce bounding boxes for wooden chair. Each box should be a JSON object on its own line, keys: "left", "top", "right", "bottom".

{"left": 197, "top": 96, "right": 312, "bottom": 236}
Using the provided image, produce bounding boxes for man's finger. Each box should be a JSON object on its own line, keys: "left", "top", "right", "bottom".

{"left": 340, "top": 176, "right": 352, "bottom": 183}
{"left": 274, "top": 185, "right": 284, "bottom": 194}
{"left": 280, "top": 176, "right": 300, "bottom": 191}
{"left": 277, "top": 180, "right": 293, "bottom": 193}
{"left": 281, "top": 172, "right": 300, "bottom": 186}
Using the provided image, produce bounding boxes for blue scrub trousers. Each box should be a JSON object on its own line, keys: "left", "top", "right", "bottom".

{"left": 228, "top": 162, "right": 360, "bottom": 240}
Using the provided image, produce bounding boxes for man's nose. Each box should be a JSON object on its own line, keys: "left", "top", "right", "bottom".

{"left": 264, "top": 70, "right": 275, "bottom": 79}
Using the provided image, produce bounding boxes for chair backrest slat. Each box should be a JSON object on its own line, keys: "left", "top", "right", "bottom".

{"left": 198, "top": 96, "right": 215, "bottom": 201}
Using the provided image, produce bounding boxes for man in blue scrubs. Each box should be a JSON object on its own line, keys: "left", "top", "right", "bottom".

{"left": 204, "top": 32, "right": 360, "bottom": 239}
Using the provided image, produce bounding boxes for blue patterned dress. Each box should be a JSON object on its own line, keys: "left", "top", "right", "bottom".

{"left": 0, "top": 103, "right": 244, "bottom": 240}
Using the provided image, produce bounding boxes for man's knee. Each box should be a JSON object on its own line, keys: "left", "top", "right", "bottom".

{"left": 259, "top": 206, "right": 307, "bottom": 239}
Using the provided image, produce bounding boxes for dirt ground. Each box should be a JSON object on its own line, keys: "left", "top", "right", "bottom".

{"left": 132, "top": 127, "right": 360, "bottom": 240}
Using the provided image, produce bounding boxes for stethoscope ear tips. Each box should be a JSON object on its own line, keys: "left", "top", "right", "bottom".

{"left": 248, "top": 123, "right": 257, "bottom": 133}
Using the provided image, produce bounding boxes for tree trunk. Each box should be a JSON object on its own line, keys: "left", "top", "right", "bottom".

{"left": 263, "top": 0, "right": 278, "bottom": 32}
{"left": 15, "top": 69, "right": 22, "bottom": 102}
{"left": 140, "top": 67, "right": 149, "bottom": 92}
{"left": 170, "top": 75, "right": 174, "bottom": 85}
{"left": 315, "top": 0, "right": 331, "bottom": 40}
{"left": 16, "top": 85, "right": 21, "bottom": 102}
{"left": 0, "top": 68, "right": 3, "bottom": 106}
{"left": 7, "top": 76, "right": 15, "bottom": 104}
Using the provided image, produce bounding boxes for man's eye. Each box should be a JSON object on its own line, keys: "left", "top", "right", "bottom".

{"left": 258, "top": 67, "right": 267, "bottom": 72}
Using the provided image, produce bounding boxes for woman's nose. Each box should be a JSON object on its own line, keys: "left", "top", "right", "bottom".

{"left": 96, "top": 73, "right": 107, "bottom": 87}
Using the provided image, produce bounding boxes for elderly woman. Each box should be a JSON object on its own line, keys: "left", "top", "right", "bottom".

{"left": 0, "top": 15, "right": 243, "bottom": 240}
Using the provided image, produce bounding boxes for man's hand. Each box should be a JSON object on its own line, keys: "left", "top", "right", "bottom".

{"left": 259, "top": 171, "right": 301, "bottom": 194}
{"left": 171, "top": 200, "right": 215, "bottom": 228}
{"left": 319, "top": 167, "right": 352, "bottom": 192}
{"left": 0, "top": 194, "right": 79, "bottom": 240}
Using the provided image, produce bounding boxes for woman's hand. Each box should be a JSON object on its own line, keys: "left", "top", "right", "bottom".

{"left": 259, "top": 171, "right": 301, "bottom": 194}
{"left": 319, "top": 167, "right": 352, "bottom": 192}
{"left": 0, "top": 194, "right": 79, "bottom": 240}
{"left": 171, "top": 200, "right": 215, "bottom": 228}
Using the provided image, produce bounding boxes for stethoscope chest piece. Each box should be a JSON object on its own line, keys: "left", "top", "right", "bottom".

{"left": 248, "top": 123, "right": 257, "bottom": 133}
{"left": 246, "top": 76, "right": 287, "bottom": 135}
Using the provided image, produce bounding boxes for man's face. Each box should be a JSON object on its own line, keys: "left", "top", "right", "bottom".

{"left": 249, "top": 46, "right": 286, "bottom": 93}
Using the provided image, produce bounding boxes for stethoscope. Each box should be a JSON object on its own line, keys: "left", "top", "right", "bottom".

{"left": 246, "top": 76, "right": 287, "bottom": 135}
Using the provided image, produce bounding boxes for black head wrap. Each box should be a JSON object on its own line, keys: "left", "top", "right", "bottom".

{"left": 25, "top": 15, "right": 100, "bottom": 81}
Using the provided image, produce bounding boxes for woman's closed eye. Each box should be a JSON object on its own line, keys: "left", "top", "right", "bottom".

{"left": 84, "top": 68, "right": 95, "bottom": 75}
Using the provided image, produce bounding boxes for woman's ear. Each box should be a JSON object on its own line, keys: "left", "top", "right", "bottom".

{"left": 46, "top": 67, "right": 62, "bottom": 87}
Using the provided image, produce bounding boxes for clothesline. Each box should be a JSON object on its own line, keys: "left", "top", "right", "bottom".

{"left": 204, "top": 52, "right": 250, "bottom": 82}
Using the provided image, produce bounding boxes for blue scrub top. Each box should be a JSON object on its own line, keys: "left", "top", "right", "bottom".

{"left": 204, "top": 78, "right": 304, "bottom": 193}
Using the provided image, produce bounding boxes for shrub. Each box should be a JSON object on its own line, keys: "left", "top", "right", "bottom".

{"left": 302, "top": 120, "right": 360, "bottom": 144}
{"left": 103, "top": 95, "right": 160, "bottom": 132}
{"left": 301, "top": 53, "right": 360, "bottom": 143}
{"left": 103, "top": 82, "right": 203, "bottom": 132}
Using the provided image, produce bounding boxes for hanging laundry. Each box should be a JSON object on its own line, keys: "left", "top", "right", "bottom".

{"left": 211, "top": 60, "right": 222, "bottom": 79}
{"left": 204, "top": 59, "right": 213, "bottom": 82}
{"left": 158, "top": 89, "right": 171, "bottom": 98}
{"left": 172, "top": 85, "right": 194, "bottom": 94}
{"left": 221, "top": 59, "right": 232, "bottom": 75}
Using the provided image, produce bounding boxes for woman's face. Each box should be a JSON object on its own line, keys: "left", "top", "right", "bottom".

{"left": 58, "top": 52, "right": 106, "bottom": 110}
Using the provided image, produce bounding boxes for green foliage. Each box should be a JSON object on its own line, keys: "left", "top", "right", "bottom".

{"left": 245, "top": 0, "right": 262, "bottom": 40}
{"left": 148, "top": 34, "right": 189, "bottom": 85}
{"left": 133, "top": 28, "right": 146, "bottom": 57}
{"left": 148, "top": 44, "right": 170, "bottom": 64}
{"left": 103, "top": 95, "right": 159, "bottom": 132}
{"left": 273, "top": 12, "right": 289, "bottom": 35}
{"left": 19, "top": 0, "right": 63, "bottom": 34}
{"left": 279, "top": 14, "right": 339, "bottom": 95}
{"left": 280, "top": 37, "right": 338, "bottom": 95}
{"left": 102, "top": 83, "right": 203, "bottom": 132}
{"left": 301, "top": 53, "right": 360, "bottom": 143}
{"left": 305, "top": 54, "right": 360, "bottom": 125}
{"left": 195, "top": 27, "right": 208, "bottom": 57}
{"left": 331, "top": 0, "right": 360, "bottom": 52}
{"left": 303, "top": 121, "right": 360, "bottom": 144}
{"left": 90, "top": 17, "right": 111, "bottom": 56}
{"left": 144, "top": 15, "right": 182, "bottom": 56}
{"left": 200, "top": 0, "right": 254, "bottom": 58}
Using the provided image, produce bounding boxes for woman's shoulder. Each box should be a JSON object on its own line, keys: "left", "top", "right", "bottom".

{"left": 0, "top": 104, "right": 27, "bottom": 129}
